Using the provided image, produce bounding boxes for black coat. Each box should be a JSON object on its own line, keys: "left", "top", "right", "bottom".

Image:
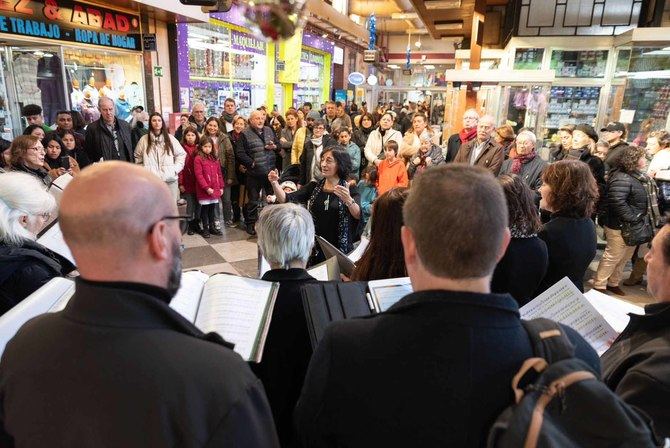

{"left": 536, "top": 215, "right": 597, "bottom": 295}
{"left": 604, "top": 140, "right": 633, "bottom": 172}
{"left": 499, "top": 156, "right": 547, "bottom": 191}
{"left": 250, "top": 269, "right": 316, "bottom": 447}
{"left": 235, "top": 126, "right": 279, "bottom": 178}
{"left": 445, "top": 132, "right": 464, "bottom": 162}
{"left": 298, "top": 134, "right": 337, "bottom": 186}
{"left": 0, "top": 240, "right": 75, "bottom": 316}
{"left": 84, "top": 117, "right": 133, "bottom": 163}
{"left": 295, "top": 290, "right": 600, "bottom": 447}
{"left": 602, "top": 302, "right": 670, "bottom": 438}
{"left": 491, "top": 236, "right": 548, "bottom": 306}
{"left": 604, "top": 169, "right": 648, "bottom": 230}
{"left": 0, "top": 279, "right": 279, "bottom": 447}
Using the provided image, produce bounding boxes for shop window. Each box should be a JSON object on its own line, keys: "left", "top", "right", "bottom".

{"left": 513, "top": 48, "right": 544, "bottom": 70}
{"left": 62, "top": 48, "right": 144, "bottom": 124}
{"left": 549, "top": 50, "right": 608, "bottom": 78}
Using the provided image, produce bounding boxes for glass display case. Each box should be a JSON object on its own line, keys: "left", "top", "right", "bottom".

{"left": 293, "top": 48, "right": 325, "bottom": 109}
{"left": 549, "top": 50, "right": 608, "bottom": 78}
{"left": 545, "top": 86, "right": 601, "bottom": 130}
{"left": 514, "top": 48, "right": 544, "bottom": 70}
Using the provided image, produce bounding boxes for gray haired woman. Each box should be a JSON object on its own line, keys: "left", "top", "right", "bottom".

{"left": 0, "top": 172, "right": 76, "bottom": 315}
{"left": 252, "top": 203, "right": 318, "bottom": 446}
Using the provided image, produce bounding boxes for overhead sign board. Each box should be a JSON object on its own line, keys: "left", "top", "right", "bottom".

{"left": 347, "top": 71, "right": 365, "bottom": 86}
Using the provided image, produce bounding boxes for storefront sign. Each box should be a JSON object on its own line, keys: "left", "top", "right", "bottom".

{"left": 347, "top": 71, "right": 365, "bottom": 86}
{"left": 0, "top": 0, "right": 141, "bottom": 50}
{"left": 334, "top": 89, "right": 347, "bottom": 103}
{"left": 230, "top": 29, "right": 266, "bottom": 55}
{"left": 300, "top": 49, "right": 324, "bottom": 66}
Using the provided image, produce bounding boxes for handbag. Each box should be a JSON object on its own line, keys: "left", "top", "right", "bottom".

{"left": 621, "top": 215, "right": 654, "bottom": 246}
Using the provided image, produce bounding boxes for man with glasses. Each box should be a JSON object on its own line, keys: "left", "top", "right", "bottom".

{"left": 84, "top": 97, "right": 133, "bottom": 163}
{"left": 0, "top": 162, "right": 279, "bottom": 446}
{"left": 454, "top": 115, "right": 504, "bottom": 175}
{"left": 445, "top": 108, "right": 479, "bottom": 163}
{"left": 188, "top": 102, "right": 208, "bottom": 134}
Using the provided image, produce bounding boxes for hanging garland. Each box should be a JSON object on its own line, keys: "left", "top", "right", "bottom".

{"left": 367, "top": 13, "right": 376, "bottom": 50}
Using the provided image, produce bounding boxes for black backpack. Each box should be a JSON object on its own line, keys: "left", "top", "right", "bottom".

{"left": 487, "top": 318, "right": 661, "bottom": 448}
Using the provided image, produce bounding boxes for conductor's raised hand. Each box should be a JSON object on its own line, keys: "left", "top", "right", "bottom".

{"left": 268, "top": 169, "right": 280, "bottom": 183}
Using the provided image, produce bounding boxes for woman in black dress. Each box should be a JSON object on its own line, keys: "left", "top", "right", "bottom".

{"left": 268, "top": 146, "right": 361, "bottom": 265}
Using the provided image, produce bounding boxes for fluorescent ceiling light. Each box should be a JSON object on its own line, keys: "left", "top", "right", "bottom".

{"left": 391, "top": 12, "right": 419, "bottom": 19}
{"left": 434, "top": 21, "right": 463, "bottom": 30}
{"left": 388, "top": 64, "right": 400, "bottom": 69}
{"left": 425, "top": 65, "right": 436, "bottom": 69}
{"left": 425, "top": 0, "right": 461, "bottom": 10}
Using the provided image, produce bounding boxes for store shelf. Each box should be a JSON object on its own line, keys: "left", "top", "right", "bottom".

{"left": 545, "top": 86, "right": 601, "bottom": 129}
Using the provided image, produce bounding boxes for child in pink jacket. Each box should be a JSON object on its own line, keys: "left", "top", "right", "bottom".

{"left": 194, "top": 135, "right": 224, "bottom": 238}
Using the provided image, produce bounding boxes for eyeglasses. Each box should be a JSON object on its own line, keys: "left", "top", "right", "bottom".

{"left": 39, "top": 212, "right": 51, "bottom": 220}
{"left": 149, "top": 215, "right": 190, "bottom": 235}
{"left": 27, "top": 146, "right": 44, "bottom": 152}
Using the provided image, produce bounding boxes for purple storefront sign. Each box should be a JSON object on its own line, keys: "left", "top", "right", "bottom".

{"left": 230, "top": 30, "right": 266, "bottom": 55}
{"left": 301, "top": 32, "right": 335, "bottom": 54}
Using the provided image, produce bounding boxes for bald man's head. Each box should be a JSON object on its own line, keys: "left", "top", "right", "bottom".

{"left": 60, "top": 162, "right": 175, "bottom": 254}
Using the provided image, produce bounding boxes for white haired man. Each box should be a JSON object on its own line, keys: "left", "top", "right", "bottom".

{"left": 453, "top": 114, "right": 504, "bottom": 175}
{"left": 498, "top": 130, "right": 547, "bottom": 192}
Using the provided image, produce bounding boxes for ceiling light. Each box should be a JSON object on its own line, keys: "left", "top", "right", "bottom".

{"left": 425, "top": 0, "right": 461, "bottom": 9}
{"left": 434, "top": 21, "right": 463, "bottom": 30}
{"left": 425, "top": 65, "right": 435, "bottom": 69}
{"left": 388, "top": 64, "right": 400, "bottom": 69}
{"left": 322, "top": 32, "right": 328, "bottom": 38}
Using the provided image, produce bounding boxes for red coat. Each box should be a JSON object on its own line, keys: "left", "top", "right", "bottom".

{"left": 178, "top": 143, "right": 198, "bottom": 194}
{"left": 194, "top": 154, "right": 224, "bottom": 201}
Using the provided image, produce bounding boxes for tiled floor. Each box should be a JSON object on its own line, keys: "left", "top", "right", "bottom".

{"left": 181, "top": 225, "right": 260, "bottom": 278}
{"left": 182, "top": 224, "right": 655, "bottom": 307}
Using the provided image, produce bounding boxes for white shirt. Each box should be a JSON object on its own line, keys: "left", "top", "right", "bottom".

{"left": 470, "top": 139, "right": 487, "bottom": 165}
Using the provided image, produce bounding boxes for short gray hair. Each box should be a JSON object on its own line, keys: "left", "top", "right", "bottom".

{"left": 516, "top": 130, "right": 537, "bottom": 147}
{"left": 98, "top": 97, "right": 114, "bottom": 109}
{"left": 0, "top": 172, "right": 55, "bottom": 245}
{"left": 257, "top": 203, "right": 314, "bottom": 267}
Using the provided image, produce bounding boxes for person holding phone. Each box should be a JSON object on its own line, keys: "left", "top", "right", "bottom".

{"left": 42, "top": 134, "right": 80, "bottom": 179}
{"left": 268, "top": 146, "right": 360, "bottom": 265}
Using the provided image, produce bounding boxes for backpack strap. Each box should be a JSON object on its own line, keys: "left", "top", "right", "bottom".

{"left": 521, "top": 318, "right": 575, "bottom": 364}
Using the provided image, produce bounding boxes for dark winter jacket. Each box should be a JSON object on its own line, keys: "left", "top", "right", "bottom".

{"left": 491, "top": 236, "right": 548, "bottom": 307}
{"left": 294, "top": 290, "right": 600, "bottom": 447}
{"left": 602, "top": 301, "right": 670, "bottom": 438}
{"left": 0, "top": 239, "right": 75, "bottom": 316}
{"left": 234, "top": 126, "right": 279, "bottom": 178}
{"left": 84, "top": 117, "right": 133, "bottom": 163}
{"left": 498, "top": 155, "right": 547, "bottom": 191}
{"left": 604, "top": 169, "right": 648, "bottom": 230}
{"left": 0, "top": 278, "right": 279, "bottom": 447}
{"left": 537, "top": 215, "right": 597, "bottom": 294}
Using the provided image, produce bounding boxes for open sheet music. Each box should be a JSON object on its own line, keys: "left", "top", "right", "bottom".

{"left": 583, "top": 288, "right": 644, "bottom": 334}
{"left": 0, "top": 277, "right": 75, "bottom": 356}
{"left": 316, "top": 236, "right": 358, "bottom": 276}
{"left": 37, "top": 221, "right": 76, "bottom": 266}
{"left": 368, "top": 277, "right": 413, "bottom": 312}
{"left": 0, "top": 272, "right": 279, "bottom": 363}
{"left": 520, "top": 277, "right": 621, "bottom": 356}
{"left": 170, "top": 271, "right": 279, "bottom": 362}
{"left": 48, "top": 172, "right": 74, "bottom": 204}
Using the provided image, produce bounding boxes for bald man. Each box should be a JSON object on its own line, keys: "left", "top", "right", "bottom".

{"left": 234, "top": 110, "right": 280, "bottom": 235}
{"left": 453, "top": 115, "right": 504, "bottom": 175}
{"left": 83, "top": 97, "right": 133, "bottom": 163}
{"left": 0, "top": 162, "right": 279, "bottom": 447}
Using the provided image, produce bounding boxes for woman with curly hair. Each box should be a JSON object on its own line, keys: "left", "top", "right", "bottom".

{"left": 594, "top": 145, "right": 657, "bottom": 295}
{"left": 536, "top": 159, "right": 599, "bottom": 295}
{"left": 492, "top": 175, "right": 548, "bottom": 306}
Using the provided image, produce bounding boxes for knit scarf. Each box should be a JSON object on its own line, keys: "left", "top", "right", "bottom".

{"left": 311, "top": 136, "right": 323, "bottom": 147}
{"left": 511, "top": 150, "right": 536, "bottom": 174}
{"left": 307, "top": 178, "right": 352, "bottom": 254}
{"left": 222, "top": 112, "right": 235, "bottom": 124}
{"left": 459, "top": 127, "right": 477, "bottom": 143}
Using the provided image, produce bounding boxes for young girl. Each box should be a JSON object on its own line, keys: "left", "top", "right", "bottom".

{"left": 376, "top": 140, "right": 408, "bottom": 196}
{"left": 357, "top": 165, "right": 378, "bottom": 232}
{"left": 204, "top": 117, "right": 237, "bottom": 228}
{"left": 194, "top": 135, "right": 224, "bottom": 238}
{"left": 179, "top": 127, "right": 200, "bottom": 235}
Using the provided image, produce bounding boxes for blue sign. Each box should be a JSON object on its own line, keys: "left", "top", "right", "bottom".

{"left": 348, "top": 72, "right": 365, "bottom": 86}
{"left": 334, "top": 89, "right": 347, "bottom": 103}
